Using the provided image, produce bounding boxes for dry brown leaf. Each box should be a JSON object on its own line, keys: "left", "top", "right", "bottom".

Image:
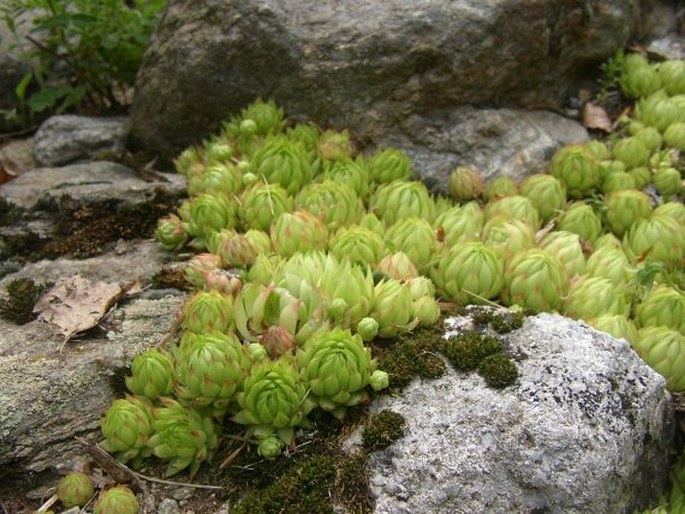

{"left": 34, "top": 275, "right": 124, "bottom": 344}
{"left": 581, "top": 102, "right": 612, "bottom": 132}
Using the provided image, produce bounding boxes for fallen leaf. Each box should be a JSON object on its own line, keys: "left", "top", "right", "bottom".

{"left": 581, "top": 102, "right": 612, "bottom": 132}
{"left": 34, "top": 275, "right": 125, "bottom": 345}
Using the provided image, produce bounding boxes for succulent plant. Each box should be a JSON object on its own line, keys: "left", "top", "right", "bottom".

{"left": 627, "top": 166, "right": 652, "bottom": 190}
{"left": 236, "top": 98, "right": 285, "bottom": 136}
{"left": 623, "top": 214, "right": 685, "bottom": 269}
{"left": 585, "top": 245, "right": 634, "bottom": 287}
{"left": 385, "top": 216, "right": 438, "bottom": 272}
{"left": 603, "top": 189, "right": 653, "bottom": 237}
{"left": 435, "top": 202, "right": 484, "bottom": 245}
{"left": 148, "top": 397, "right": 219, "bottom": 478}
{"left": 658, "top": 59, "right": 685, "bottom": 95}
{"left": 634, "top": 284, "right": 685, "bottom": 335}
{"left": 586, "top": 140, "right": 610, "bottom": 161}
{"left": 99, "top": 395, "right": 155, "bottom": 464}
{"left": 321, "top": 156, "right": 371, "bottom": 200}
{"left": 320, "top": 257, "right": 375, "bottom": 328}
{"left": 654, "top": 202, "right": 685, "bottom": 226}
{"left": 612, "top": 136, "right": 650, "bottom": 169}
{"left": 238, "top": 182, "right": 293, "bottom": 232}
{"left": 173, "top": 332, "right": 252, "bottom": 416}
{"left": 195, "top": 162, "right": 243, "bottom": 196}
{"left": 125, "top": 348, "right": 175, "bottom": 400}
{"left": 370, "top": 179, "right": 436, "bottom": 225}
{"left": 412, "top": 296, "right": 441, "bottom": 326}
{"left": 357, "top": 317, "right": 380, "bottom": 341}
{"left": 587, "top": 314, "right": 637, "bottom": 344}
{"left": 246, "top": 253, "right": 282, "bottom": 286}
{"left": 481, "top": 215, "right": 536, "bottom": 264}
{"left": 635, "top": 91, "right": 683, "bottom": 132}
{"left": 539, "top": 230, "right": 586, "bottom": 280}
{"left": 296, "top": 328, "right": 386, "bottom": 417}
{"left": 244, "top": 229, "right": 273, "bottom": 255}
{"left": 620, "top": 53, "right": 662, "bottom": 99}
{"left": 484, "top": 176, "right": 518, "bottom": 201}
{"left": 295, "top": 180, "right": 363, "bottom": 230}
{"left": 519, "top": 174, "right": 566, "bottom": 222}
{"left": 633, "top": 126, "right": 663, "bottom": 153}
{"left": 330, "top": 225, "right": 385, "bottom": 266}
{"left": 232, "top": 359, "right": 315, "bottom": 456}
{"left": 56, "top": 472, "right": 95, "bottom": 508}
{"left": 598, "top": 159, "right": 626, "bottom": 183}
{"left": 93, "top": 486, "right": 139, "bottom": 514}
{"left": 181, "top": 289, "right": 235, "bottom": 334}
{"left": 375, "top": 251, "right": 419, "bottom": 281}
{"left": 286, "top": 123, "right": 321, "bottom": 160}
{"left": 634, "top": 327, "right": 685, "bottom": 391}
{"left": 251, "top": 135, "right": 315, "bottom": 195}
{"left": 484, "top": 195, "right": 540, "bottom": 230}
{"left": 318, "top": 128, "right": 353, "bottom": 161}
{"left": 432, "top": 241, "right": 504, "bottom": 304}
{"left": 548, "top": 144, "right": 600, "bottom": 198}
{"left": 185, "top": 253, "right": 242, "bottom": 295}
{"left": 370, "top": 279, "right": 417, "bottom": 337}
{"left": 501, "top": 249, "right": 568, "bottom": 312}
{"left": 186, "top": 193, "right": 238, "bottom": 244}
{"left": 209, "top": 229, "right": 257, "bottom": 268}
{"left": 652, "top": 168, "right": 682, "bottom": 200}
{"left": 270, "top": 209, "right": 329, "bottom": 257}
{"left": 449, "top": 166, "right": 484, "bottom": 201}
{"left": 368, "top": 148, "right": 413, "bottom": 184}
{"left": 556, "top": 202, "right": 603, "bottom": 243}
{"left": 563, "top": 275, "right": 629, "bottom": 320}
{"left": 155, "top": 214, "right": 188, "bottom": 252}
{"left": 601, "top": 171, "right": 637, "bottom": 194}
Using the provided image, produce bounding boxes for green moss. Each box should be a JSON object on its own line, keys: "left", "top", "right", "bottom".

{"left": 335, "top": 452, "right": 373, "bottom": 514}
{"left": 362, "top": 410, "right": 406, "bottom": 452}
{"left": 0, "top": 278, "right": 46, "bottom": 324}
{"left": 490, "top": 310, "right": 525, "bottom": 334}
{"left": 442, "top": 330, "right": 501, "bottom": 371}
{"left": 478, "top": 353, "right": 519, "bottom": 389}
{"left": 151, "top": 265, "right": 190, "bottom": 291}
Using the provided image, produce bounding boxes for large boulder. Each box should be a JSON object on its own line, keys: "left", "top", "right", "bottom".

{"left": 130, "top": 0, "right": 642, "bottom": 161}
{"left": 354, "top": 313, "right": 674, "bottom": 514}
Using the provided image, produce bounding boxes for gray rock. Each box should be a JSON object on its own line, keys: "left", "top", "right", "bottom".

{"left": 374, "top": 107, "right": 589, "bottom": 192}
{"left": 358, "top": 314, "right": 673, "bottom": 514}
{"left": 0, "top": 161, "right": 185, "bottom": 209}
{"left": 130, "top": 0, "right": 641, "bottom": 161}
{"left": 33, "top": 115, "right": 129, "bottom": 167}
{"left": 157, "top": 498, "right": 180, "bottom": 514}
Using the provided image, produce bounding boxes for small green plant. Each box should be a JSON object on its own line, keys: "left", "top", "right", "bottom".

{"left": 0, "top": 0, "right": 166, "bottom": 125}
{"left": 596, "top": 50, "right": 624, "bottom": 102}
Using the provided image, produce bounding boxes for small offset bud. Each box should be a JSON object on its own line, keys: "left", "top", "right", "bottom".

{"left": 258, "top": 436, "right": 285, "bottom": 459}
{"left": 369, "top": 370, "right": 390, "bottom": 392}
{"left": 357, "top": 317, "right": 380, "bottom": 341}
{"left": 247, "top": 343, "right": 268, "bottom": 361}
{"left": 56, "top": 472, "right": 95, "bottom": 508}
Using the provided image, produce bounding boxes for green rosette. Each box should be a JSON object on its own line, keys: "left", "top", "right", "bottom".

{"left": 484, "top": 195, "right": 540, "bottom": 230}
{"left": 175, "top": 146, "right": 203, "bottom": 175}
{"left": 370, "top": 179, "right": 436, "bottom": 225}
{"left": 295, "top": 180, "right": 364, "bottom": 230}
{"left": 449, "top": 166, "right": 484, "bottom": 201}
{"left": 99, "top": 395, "right": 155, "bottom": 464}
{"left": 588, "top": 314, "right": 637, "bottom": 344}
{"left": 481, "top": 215, "right": 535, "bottom": 264}
{"left": 181, "top": 290, "right": 234, "bottom": 334}
{"left": 623, "top": 215, "right": 685, "bottom": 269}
{"left": 296, "top": 328, "right": 384, "bottom": 417}
{"left": 125, "top": 348, "right": 175, "bottom": 400}
{"left": 634, "top": 327, "right": 685, "bottom": 392}
{"left": 232, "top": 358, "right": 315, "bottom": 457}
{"left": 612, "top": 136, "right": 650, "bottom": 169}
{"left": 635, "top": 284, "right": 685, "bottom": 335}
{"left": 359, "top": 212, "right": 386, "bottom": 236}
{"left": 286, "top": 123, "right": 321, "bottom": 161}
{"left": 432, "top": 241, "right": 503, "bottom": 304}
{"left": 585, "top": 245, "right": 634, "bottom": 287}
{"left": 658, "top": 59, "right": 685, "bottom": 96}
{"left": 247, "top": 253, "right": 283, "bottom": 286}
{"left": 654, "top": 202, "right": 685, "bottom": 226}
{"left": 251, "top": 135, "right": 315, "bottom": 195}
{"left": 270, "top": 209, "right": 329, "bottom": 257}
{"left": 93, "top": 486, "right": 139, "bottom": 514}
{"left": 238, "top": 182, "right": 293, "bottom": 232}
{"left": 57, "top": 472, "right": 95, "bottom": 508}
{"left": 484, "top": 176, "right": 518, "bottom": 202}
{"left": 548, "top": 144, "right": 600, "bottom": 198}
{"left": 147, "top": 397, "right": 219, "bottom": 478}
{"left": 434, "top": 202, "right": 484, "bottom": 245}
{"left": 173, "top": 332, "right": 252, "bottom": 416}
{"left": 236, "top": 98, "right": 285, "bottom": 136}
{"left": 375, "top": 251, "right": 419, "bottom": 281}
{"left": 627, "top": 166, "right": 651, "bottom": 190}
{"left": 633, "top": 126, "right": 663, "bottom": 153}
{"left": 321, "top": 156, "right": 371, "bottom": 200}
{"left": 155, "top": 214, "right": 188, "bottom": 252}
{"left": 563, "top": 275, "right": 629, "bottom": 321}
{"left": 519, "top": 174, "right": 567, "bottom": 222}
{"left": 196, "top": 162, "right": 243, "bottom": 196}
{"left": 603, "top": 189, "right": 653, "bottom": 237}
{"left": 330, "top": 225, "right": 385, "bottom": 266}
{"left": 318, "top": 128, "right": 354, "bottom": 162}
{"left": 186, "top": 193, "right": 237, "bottom": 243}
{"left": 619, "top": 53, "right": 661, "bottom": 99}
{"left": 320, "top": 257, "right": 375, "bottom": 328}
{"left": 370, "top": 279, "right": 417, "bottom": 337}
{"left": 635, "top": 91, "right": 683, "bottom": 132}
{"left": 244, "top": 229, "right": 273, "bottom": 255}
{"left": 653, "top": 168, "right": 682, "bottom": 200}
{"left": 208, "top": 229, "right": 257, "bottom": 268}
{"left": 368, "top": 148, "right": 413, "bottom": 184}
{"left": 586, "top": 140, "right": 610, "bottom": 161}
{"left": 501, "top": 249, "right": 568, "bottom": 312}
{"left": 556, "top": 202, "right": 603, "bottom": 243}
{"left": 413, "top": 296, "right": 441, "bottom": 326}
{"left": 385, "top": 217, "right": 438, "bottom": 272}
{"left": 539, "top": 230, "right": 586, "bottom": 280}
{"left": 601, "top": 171, "right": 636, "bottom": 194}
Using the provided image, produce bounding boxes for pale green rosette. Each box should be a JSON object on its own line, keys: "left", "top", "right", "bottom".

{"left": 368, "top": 148, "right": 413, "bottom": 184}
{"left": 585, "top": 245, "right": 634, "bottom": 287}
{"left": 181, "top": 289, "right": 234, "bottom": 334}
{"left": 653, "top": 168, "right": 682, "bottom": 200}
{"left": 563, "top": 275, "right": 629, "bottom": 321}
{"left": 238, "top": 182, "right": 293, "bottom": 232}
{"left": 232, "top": 359, "right": 315, "bottom": 458}
{"left": 501, "top": 249, "right": 568, "bottom": 312}
{"left": 155, "top": 214, "right": 188, "bottom": 252}
{"left": 209, "top": 229, "right": 257, "bottom": 268}
{"left": 434, "top": 202, "right": 484, "bottom": 245}
{"left": 556, "top": 202, "right": 603, "bottom": 243}
{"left": 620, "top": 53, "right": 661, "bottom": 99}
{"left": 295, "top": 180, "right": 364, "bottom": 230}
{"left": 635, "top": 91, "right": 684, "bottom": 132}
{"left": 539, "top": 230, "right": 586, "bottom": 280}
{"left": 147, "top": 397, "right": 219, "bottom": 478}
{"left": 375, "top": 251, "right": 419, "bottom": 281}
{"left": 125, "top": 349, "right": 175, "bottom": 400}
{"left": 588, "top": 314, "right": 637, "bottom": 344}
{"left": 371, "top": 279, "right": 417, "bottom": 337}
{"left": 654, "top": 202, "right": 685, "bottom": 226}
{"left": 481, "top": 215, "right": 535, "bottom": 264}
{"left": 635, "top": 284, "right": 685, "bottom": 335}
{"left": 601, "top": 170, "right": 637, "bottom": 194}
{"left": 99, "top": 395, "right": 155, "bottom": 465}
{"left": 320, "top": 257, "right": 375, "bottom": 328}
{"left": 330, "top": 225, "right": 385, "bottom": 267}
{"left": 484, "top": 195, "right": 540, "bottom": 230}
{"left": 449, "top": 166, "right": 484, "bottom": 201}
{"left": 244, "top": 229, "right": 272, "bottom": 255}
{"left": 385, "top": 217, "right": 438, "bottom": 272}
{"left": 270, "top": 210, "right": 329, "bottom": 257}
{"left": 251, "top": 135, "right": 315, "bottom": 195}
{"left": 484, "top": 176, "right": 518, "bottom": 202}
{"left": 432, "top": 241, "right": 503, "bottom": 304}
{"left": 658, "top": 59, "right": 685, "bottom": 95}
{"left": 93, "top": 486, "right": 139, "bottom": 514}
{"left": 186, "top": 193, "right": 237, "bottom": 243}
{"left": 296, "top": 328, "right": 384, "bottom": 418}
{"left": 519, "top": 174, "right": 567, "bottom": 222}
{"left": 247, "top": 253, "right": 283, "bottom": 285}
{"left": 604, "top": 189, "right": 653, "bottom": 238}
{"left": 548, "top": 144, "right": 600, "bottom": 198}
{"left": 173, "top": 332, "right": 252, "bottom": 417}
{"left": 196, "top": 162, "right": 243, "bottom": 196}
{"left": 623, "top": 215, "right": 685, "bottom": 269}
{"left": 370, "top": 179, "right": 436, "bottom": 225}
{"left": 634, "top": 327, "right": 685, "bottom": 392}
{"left": 321, "top": 156, "right": 371, "bottom": 200}
{"left": 57, "top": 472, "right": 95, "bottom": 509}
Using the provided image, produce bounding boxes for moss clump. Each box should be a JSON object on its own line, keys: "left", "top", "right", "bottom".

{"left": 335, "top": 452, "right": 373, "bottom": 514}
{"left": 490, "top": 310, "right": 525, "bottom": 334}
{"left": 442, "top": 330, "right": 501, "bottom": 371}
{"left": 362, "top": 410, "right": 406, "bottom": 452}
{"left": 0, "top": 278, "right": 46, "bottom": 324}
{"left": 151, "top": 265, "right": 190, "bottom": 290}
{"left": 231, "top": 455, "right": 337, "bottom": 514}
{"left": 478, "top": 353, "right": 519, "bottom": 389}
